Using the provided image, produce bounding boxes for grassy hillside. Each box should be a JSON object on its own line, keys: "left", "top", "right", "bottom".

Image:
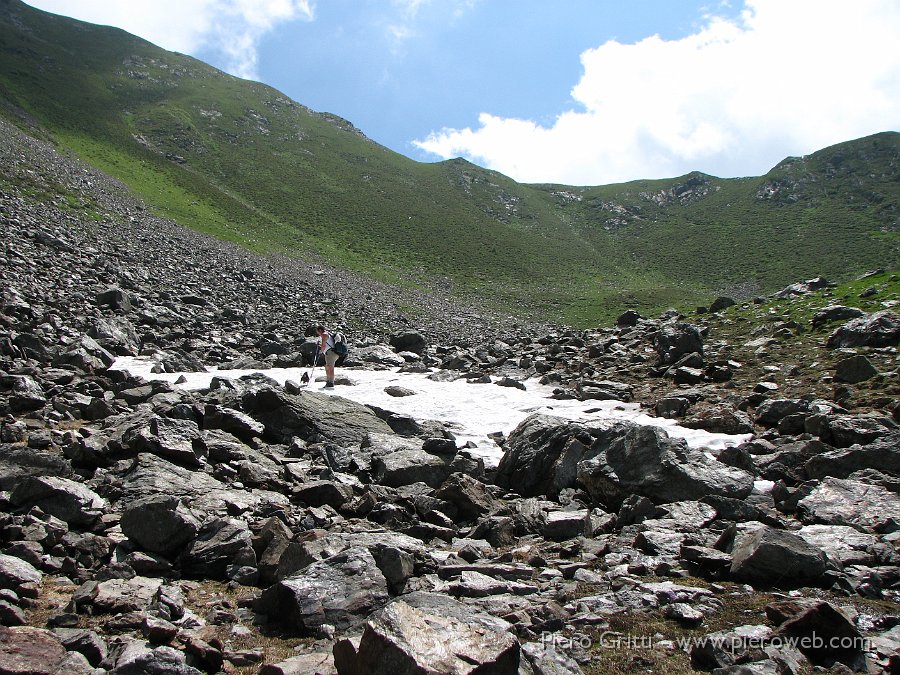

{"left": 1, "top": 0, "right": 897, "bottom": 326}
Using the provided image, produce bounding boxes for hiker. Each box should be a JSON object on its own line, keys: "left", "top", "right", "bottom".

{"left": 316, "top": 324, "right": 337, "bottom": 388}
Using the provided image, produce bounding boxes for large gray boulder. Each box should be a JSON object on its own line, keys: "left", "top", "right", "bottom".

{"left": 54, "top": 334, "right": 116, "bottom": 372}
{"left": 804, "top": 431, "right": 900, "bottom": 479}
{"left": 797, "top": 477, "right": 900, "bottom": 533}
{"left": 178, "top": 517, "right": 257, "bottom": 583}
{"left": 0, "top": 626, "right": 68, "bottom": 675}
{"left": 811, "top": 305, "right": 864, "bottom": 329}
{"left": 89, "top": 576, "right": 163, "bottom": 614}
{"left": 795, "top": 524, "right": 880, "bottom": 566}
{"left": 258, "top": 546, "right": 389, "bottom": 634}
{"left": 105, "top": 637, "right": 203, "bottom": 674}
{"left": 241, "top": 386, "right": 393, "bottom": 445}
{"left": 577, "top": 425, "right": 754, "bottom": 508}
{"left": 0, "top": 553, "right": 42, "bottom": 590}
{"left": 123, "top": 415, "right": 206, "bottom": 468}
{"left": 826, "top": 310, "right": 900, "bottom": 348}
{"left": 88, "top": 316, "right": 140, "bottom": 355}
{"left": 334, "top": 593, "right": 519, "bottom": 674}
{"left": 494, "top": 414, "right": 601, "bottom": 498}
{"left": 754, "top": 399, "right": 809, "bottom": 427}
{"left": 653, "top": 322, "right": 704, "bottom": 365}
{"left": 834, "top": 355, "right": 879, "bottom": 384}
{"left": 352, "top": 345, "right": 407, "bottom": 367}
{"left": 729, "top": 526, "right": 827, "bottom": 585}
{"left": 434, "top": 473, "right": 500, "bottom": 522}
{"left": 374, "top": 448, "right": 453, "bottom": 488}
{"left": 0, "top": 445, "right": 73, "bottom": 491}
{"left": 120, "top": 495, "right": 201, "bottom": 557}
{"left": 114, "top": 453, "right": 289, "bottom": 518}
{"left": 817, "top": 415, "right": 895, "bottom": 449}
{"left": 6, "top": 375, "right": 46, "bottom": 412}
{"left": 9, "top": 476, "right": 106, "bottom": 528}
{"left": 389, "top": 330, "right": 428, "bottom": 355}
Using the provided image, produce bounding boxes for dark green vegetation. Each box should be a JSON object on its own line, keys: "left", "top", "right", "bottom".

{"left": 1, "top": 0, "right": 897, "bottom": 326}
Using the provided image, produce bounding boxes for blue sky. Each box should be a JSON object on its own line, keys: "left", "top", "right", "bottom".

{"left": 23, "top": 0, "right": 900, "bottom": 185}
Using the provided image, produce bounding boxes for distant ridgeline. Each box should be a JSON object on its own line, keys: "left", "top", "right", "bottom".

{"left": 0, "top": 0, "right": 897, "bottom": 326}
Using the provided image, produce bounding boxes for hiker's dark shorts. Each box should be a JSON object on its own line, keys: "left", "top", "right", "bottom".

{"left": 324, "top": 350, "right": 339, "bottom": 366}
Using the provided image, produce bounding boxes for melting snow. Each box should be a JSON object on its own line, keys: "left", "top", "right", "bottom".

{"left": 111, "top": 357, "right": 752, "bottom": 466}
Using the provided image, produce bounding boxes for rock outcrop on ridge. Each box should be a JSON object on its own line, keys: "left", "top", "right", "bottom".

{"left": 1, "top": 117, "right": 899, "bottom": 673}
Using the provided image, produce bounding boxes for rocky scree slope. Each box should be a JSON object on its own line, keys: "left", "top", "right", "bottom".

{"left": 1, "top": 123, "right": 900, "bottom": 672}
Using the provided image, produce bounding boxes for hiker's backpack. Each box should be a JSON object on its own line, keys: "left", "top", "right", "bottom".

{"left": 332, "top": 331, "right": 349, "bottom": 356}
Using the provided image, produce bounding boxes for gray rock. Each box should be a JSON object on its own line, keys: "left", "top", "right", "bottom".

{"left": 241, "top": 386, "right": 393, "bottom": 445}
{"left": 754, "top": 399, "right": 809, "bottom": 427}
{"left": 795, "top": 524, "right": 879, "bottom": 566}
{"left": 338, "top": 597, "right": 519, "bottom": 674}
{"left": 577, "top": 425, "right": 754, "bottom": 508}
{"left": 542, "top": 510, "right": 589, "bottom": 542}
{"left": 120, "top": 495, "right": 201, "bottom": 556}
{"left": 817, "top": 415, "right": 895, "bottom": 449}
{"left": 89, "top": 576, "right": 162, "bottom": 614}
{"left": 55, "top": 335, "right": 116, "bottom": 372}
{"left": 88, "top": 316, "right": 140, "bottom": 355}
{"left": 447, "top": 569, "right": 535, "bottom": 598}
{"left": 0, "top": 445, "right": 74, "bottom": 491}
{"left": 709, "top": 296, "right": 736, "bottom": 313}
{"left": 434, "top": 473, "right": 500, "bottom": 521}
{"left": 682, "top": 405, "right": 753, "bottom": 434}
{"left": 826, "top": 310, "right": 900, "bottom": 348}
{"left": 495, "top": 414, "right": 602, "bottom": 498}
{"left": 96, "top": 287, "right": 133, "bottom": 311}
{"left": 690, "top": 624, "right": 771, "bottom": 670}
{"left": 811, "top": 305, "right": 864, "bottom": 329}
{"left": 384, "top": 385, "right": 417, "bottom": 397}
{"left": 804, "top": 430, "right": 900, "bottom": 479}
{"left": 53, "top": 628, "right": 108, "bottom": 667}
{"left": 521, "top": 641, "right": 585, "bottom": 674}
{"left": 258, "top": 652, "right": 335, "bottom": 675}
{"left": 9, "top": 475, "right": 106, "bottom": 527}
{"left": 115, "top": 453, "right": 289, "bottom": 518}
{"left": 770, "top": 601, "right": 868, "bottom": 671}
{"left": 665, "top": 602, "right": 705, "bottom": 626}
{"left": 123, "top": 415, "right": 206, "bottom": 468}
{"left": 105, "top": 637, "right": 203, "bottom": 674}
{"left": 797, "top": 477, "right": 900, "bottom": 533}
{"left": 202, "top": 405, "right": 265, "bottom": 443}
{"left": 374, "top": 448, "right": 452, "bottom": 488}
{"left": 496, "top": 377, "right": 526, "bottom": 391}
{"left": 6, "top": 375, "right": 47, "bottom": 412}
{"left": 179, "top": 518, "right": 257, "bottom": 583}
{"left": 258, "top": 546, "right": 389, "bottom": 633}
{"left": 576, "top": 380, "right": 633, "bottom": 402}
{"left": 653, "top": 322, "right": 704, "bottom": 365}
{"left": 0, "top": 626, "right": 68, "bottom": 674}
{"left": 0, "top": 554, "right": 42, "bottom": 591}
{"left": 834, "top": 355, "right": 879, "bottom": 383}
{"left": 656, "top": 396, "right": 691, "bottom": 418}
{"left": 389, "top": 330, "right": 428, "bottom": 355}
{"left": 292, "top": 480, "right": 353, "bottom": 509}
{"left": 729, "top": 526, "right": 827, "bottom": 585}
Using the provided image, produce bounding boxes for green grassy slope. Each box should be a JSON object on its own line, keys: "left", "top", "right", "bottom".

{"left": 1, "top": 0, "right": 897, "bottom": 326}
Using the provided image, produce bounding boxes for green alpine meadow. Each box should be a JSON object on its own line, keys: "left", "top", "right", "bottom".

{"left": 1, "top": 0, "right": 897, "bottom": 326}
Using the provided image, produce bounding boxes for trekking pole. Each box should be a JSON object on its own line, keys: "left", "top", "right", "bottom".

{"left": 307, "top": 346, "right": 319, "bottom": 387}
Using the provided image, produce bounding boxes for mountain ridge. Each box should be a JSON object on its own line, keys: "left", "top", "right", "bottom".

{"left": 1, "top": 0, "right": 897, "bottom": 325}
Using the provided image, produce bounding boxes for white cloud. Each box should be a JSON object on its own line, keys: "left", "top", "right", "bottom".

{"left": 414, "top": 0, "right": 900, "bottom": 185}
{"left": 24, "top": 0, "right": 315, "bottom": 80}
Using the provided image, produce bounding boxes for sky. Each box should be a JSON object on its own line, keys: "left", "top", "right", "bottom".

{"left": 23, "top": 0, "right": 900, "bottom": 186}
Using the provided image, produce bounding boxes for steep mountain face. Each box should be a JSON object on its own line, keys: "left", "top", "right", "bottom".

{"left": 1, "top": 0, "right": 897, "bottom": 325}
